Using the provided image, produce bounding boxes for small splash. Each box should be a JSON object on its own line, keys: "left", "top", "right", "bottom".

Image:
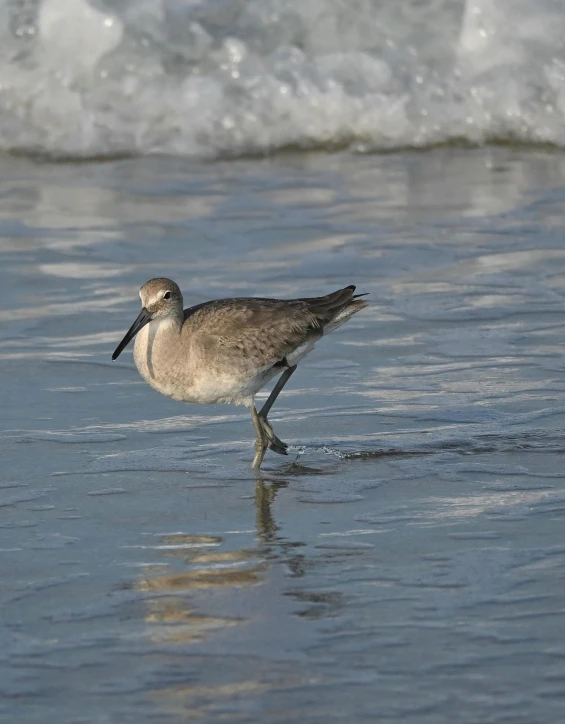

{"left": 322, "top": 446, "right": 346, "bottom": 460}
{"left": 291, "top": 445, "right": 306, "bottom": 463}
{"left": 288, "top": 444, "right": 346, "bottom": 460}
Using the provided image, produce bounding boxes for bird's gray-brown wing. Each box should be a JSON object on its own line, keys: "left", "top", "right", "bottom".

{"left": 182, "top": 286, "right": 362, "bottom": 370}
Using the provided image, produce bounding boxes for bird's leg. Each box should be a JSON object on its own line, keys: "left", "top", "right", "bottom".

{"left": 258, "top": 365, "right": 297, "bottom": 455}
{"left": 250, "top": 404, "right": 268, "bottom": 469}
{"left": 259, "top": 365, "right": 297, "bottom": 418}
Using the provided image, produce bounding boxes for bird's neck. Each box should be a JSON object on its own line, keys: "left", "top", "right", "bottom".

{"left": 134, "top": 314, "right": 186, "bottom": 388}
{"left": 153, "top": 313, "right": 183, "bottom": 334}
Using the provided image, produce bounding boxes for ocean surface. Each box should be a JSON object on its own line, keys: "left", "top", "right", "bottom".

{"left": 2, "top": 147, "right": 565, "bottom": 723}
{"left": 2, "top": 1, "right": 565, "bottom": 723}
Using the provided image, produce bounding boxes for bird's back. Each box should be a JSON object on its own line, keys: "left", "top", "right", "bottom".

{"left": 182, "top": 286, "right": 367, "bottom": 371}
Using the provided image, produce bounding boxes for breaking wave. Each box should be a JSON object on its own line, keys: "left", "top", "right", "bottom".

{"left": 2, "top": 0, "right": 565, "bottom": 159}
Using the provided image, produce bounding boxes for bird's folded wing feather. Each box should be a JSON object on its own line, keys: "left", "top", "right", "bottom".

{"left": 183, "top": 298, "right": 323, "bottom": 368}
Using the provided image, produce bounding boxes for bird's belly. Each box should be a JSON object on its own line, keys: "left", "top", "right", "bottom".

{"left": 189, "top": 365, "right": 278, "bottom": 405}
{"left": 143, "top": 369, "right": 276, "bottom": 405}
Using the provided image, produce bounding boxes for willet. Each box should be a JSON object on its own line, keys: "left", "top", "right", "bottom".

{"left": 112, "top": 279, "right": 368, "bottom": 468}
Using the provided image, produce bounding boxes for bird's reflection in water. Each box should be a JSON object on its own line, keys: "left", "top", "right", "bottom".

{"left": 255, "top": 475, "right": 308, "bottom": 577}
{"left": 134, "top": 476, "right": 304, "bottom": 644}
{"left": 134, "top": 532, "right": 265, "bottom": 645}
{"left": 135, "top": 475, "right": 311, "bottom": 717}
{"left": 254, "top": 476, "right": 286, "bottom": 543}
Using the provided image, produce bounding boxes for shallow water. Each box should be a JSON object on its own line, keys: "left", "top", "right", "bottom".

{"left": 2, "top": 147, "right": 565, "bottom": 723}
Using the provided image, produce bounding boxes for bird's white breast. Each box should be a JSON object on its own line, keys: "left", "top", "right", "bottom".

{"left": 133, "top": 318, "right": 190, "bottom": 401}
{"left": 132, "top": 318, "right": 280, "bottom": 405}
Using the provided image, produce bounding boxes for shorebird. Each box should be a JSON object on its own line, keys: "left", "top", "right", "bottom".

{"left": 112, "top": 279, "right": 368, "bottom": 468}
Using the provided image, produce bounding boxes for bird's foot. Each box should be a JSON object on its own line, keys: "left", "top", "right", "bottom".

{"left": 258, "top": 415, "right": 288, "bottom": 456}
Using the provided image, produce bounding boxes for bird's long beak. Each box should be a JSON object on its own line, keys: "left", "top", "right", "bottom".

{"left": 112, "top": 307, "right": 152, "bottom": 360}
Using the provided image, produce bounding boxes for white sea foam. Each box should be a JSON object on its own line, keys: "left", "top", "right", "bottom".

{"left": 1, "top": 0, "right": 565, "bottom": 159}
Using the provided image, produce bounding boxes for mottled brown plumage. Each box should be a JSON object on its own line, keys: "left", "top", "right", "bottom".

{"left": 112, "top": 278, "right": 368, "bottom": 468}
{"left": 182, "top": 287, "right": 365, "bottom": 370}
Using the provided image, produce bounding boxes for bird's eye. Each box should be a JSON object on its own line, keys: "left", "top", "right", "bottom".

{"left": 163, "top": 291, "right": 172, "bottom": 300}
